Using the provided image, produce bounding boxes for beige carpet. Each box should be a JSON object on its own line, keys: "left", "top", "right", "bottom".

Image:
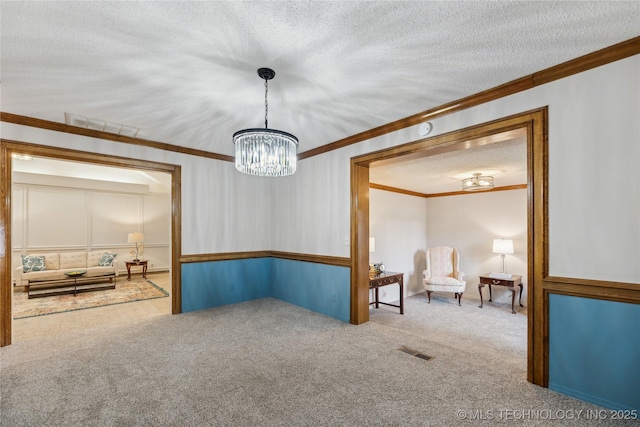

{"left": 13, "top": 279, "right": 169, "bottom": 319}
{"left": 2, "top": 297, "right": 631, "bottom": 426}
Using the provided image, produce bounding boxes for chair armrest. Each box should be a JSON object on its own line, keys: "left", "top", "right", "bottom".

{"left": 423, "top": 269, "right": 431, "bottom": 280}
{"left": 113, "top": 259, "right": 120, "bottom": 277}
{"left": 15, "top": 265, "right": 24, "bottom": 285}
{"left": 456, "top": 271, "right": 465, "bottom": 282}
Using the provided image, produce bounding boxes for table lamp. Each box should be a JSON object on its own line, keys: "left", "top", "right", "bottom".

{"left": 128, "top": 232, "right": 144, "bottom": 262}
{"left": 492, "top": 238, "right": 514, "bottom": 273}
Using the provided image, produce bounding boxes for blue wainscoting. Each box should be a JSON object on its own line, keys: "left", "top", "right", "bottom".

{"left": 181, "top": 257, "right": 351, "bottom": 323}
{"left": 271, "top": 258, "right": 351, "bottom": 323}
{"left": 549, "top": 294, "right": 640, "bottom": 411}
{"left": 181, "top": 258, "right": 272, "bottom": 312}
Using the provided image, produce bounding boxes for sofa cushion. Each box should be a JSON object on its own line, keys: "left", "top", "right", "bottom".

{"left": 59, "top": 252, "right": 87, "bottom": 269}
{"left": 99, "top": 252, "right": 117, "bottom": 266}
{"left": 427, "top": 276, "right": 463, "bottom": 287}
{"left": 22, "top": 270, "right": 67, "bottom": 282}
{"left": 21, "top": 255, "right": 46, "bottom": 272}
{"left": 87, "top": 251, "right": 104, "bottom": 267}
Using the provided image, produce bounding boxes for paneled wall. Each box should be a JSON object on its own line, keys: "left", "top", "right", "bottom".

{"left": 11, "top": 175, "right": 170, "bottom": 283}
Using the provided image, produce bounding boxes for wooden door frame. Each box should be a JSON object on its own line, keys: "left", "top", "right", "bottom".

{"left": 350, "top": 107, "right": 548, "bottom": 386}
{"left": 1, "top": 139, "right": 182, "bottom": 347}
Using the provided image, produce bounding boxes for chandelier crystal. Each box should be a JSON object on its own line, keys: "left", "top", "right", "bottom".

{"left": 233, "top": 68, "right": 299, "bottom": 177}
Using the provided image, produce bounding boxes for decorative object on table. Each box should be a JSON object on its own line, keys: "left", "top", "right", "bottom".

{"left": 64, "top": 270, "right": 87, "bottom": 278}
{"left": 369, "top": 263, "right": 386, "bottom": 275}
{"left": 461, "top": 172, "right": 494, "bottom": 191}
{"left": 422, "top": 246, "right": 466, "bottom": 306}
{"left": 492, "top": 238, "right": 514, "bottom": 277}
{"left": 232, "top": 67, "right": 299, "bottom": 177}
{"left": 368, "top": 237, "right": 386, "bottom": 275}
{"left": 128, "top": 232, "right": 144, "bottom": 262}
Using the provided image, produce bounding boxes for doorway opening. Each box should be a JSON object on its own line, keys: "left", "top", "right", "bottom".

{"left": 350, "top": 108, "right": 548, "bottom": 386}
{"left": 1, "top": 140, "right": 182, "bottom": 347}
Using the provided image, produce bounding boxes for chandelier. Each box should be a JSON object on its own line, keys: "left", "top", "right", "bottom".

{"left": 462, "top": 173, "right": 494, "bottom": 191}
{"left": 233, "top": 68, "right": 299, "bottom": 177}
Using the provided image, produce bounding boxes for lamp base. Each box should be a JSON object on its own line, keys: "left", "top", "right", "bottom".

{"left": 132, "top": 259, "right": 140, "bottom": 263}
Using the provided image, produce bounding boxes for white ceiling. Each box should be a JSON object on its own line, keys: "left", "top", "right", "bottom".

{"left": 12, "top": 156, "right": 172, "bottom": 194}
{"left": 2, "top": 1, "right": 639, "bottom": 193}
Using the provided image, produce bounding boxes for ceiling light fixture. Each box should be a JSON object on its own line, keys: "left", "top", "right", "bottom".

{"left": 233, "top": 68, "right": 299, "bottom": 177}
{"left": 462, "top": 173, "right": 494, "bottom": 191}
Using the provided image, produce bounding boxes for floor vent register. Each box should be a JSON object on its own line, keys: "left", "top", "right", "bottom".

{"left": 398, "top": 345, "right": 433, "bottom": 361}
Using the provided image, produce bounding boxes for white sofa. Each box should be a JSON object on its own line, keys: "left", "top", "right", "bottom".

{"left": 15, "top": 251, "right": 119, "bottom": 291}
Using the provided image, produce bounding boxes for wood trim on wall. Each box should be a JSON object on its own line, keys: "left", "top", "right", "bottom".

{"left": 300, "top": 36, "right": 640, "bottom": 160}
{"left": 0, "top": 140, "right": 183, "bottom": 347}
{"left": 543, "top": 276, "right": 640, "bottom": 305}
{"left": 0, "top": 142, "right": 11, "bottom": 347}
{"left": 350, "top": 163, "right": 370, "bottom": 325}
{"left": 370, "top": 182, "right": 527, "bottom": 198}
{"left": 270, "top": 251, "right": 351, "bottom": 267}
{"left": 0, "top": 112, "right": 234, "bottom": 163}
{"left": 350, "top": 107, "right": 549, "bottom": 386}
{"left": 181, "top": 250, "right": 351, "bottom": 267}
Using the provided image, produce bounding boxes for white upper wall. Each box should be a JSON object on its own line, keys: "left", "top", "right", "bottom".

{"left": 273, "top": 55, "right": 640, "bottom": 283}
{"left": 2, "top": 123, "right": 272, "bottom": 255}
{"left": 369, "top": 188, "right": 428, "bottom": 300}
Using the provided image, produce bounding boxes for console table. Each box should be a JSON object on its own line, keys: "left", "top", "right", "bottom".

{"left": 478, "top": 274, "right": 523, "bottom": 314}
{"left": 126, "top": 261, "right": 148, "bottom": 280}
{"left": 369, "top": 271, "right": 404, "bottom": 314}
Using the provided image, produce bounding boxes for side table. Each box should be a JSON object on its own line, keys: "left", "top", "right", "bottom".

{"left": 369, "top": 271, "right": 404, "bottom": 314}
{"left": 126, "top": 261, "right": 148, "bottom": 281}
{"left": 478, "top": 274, "right": 523, "bottom": 314}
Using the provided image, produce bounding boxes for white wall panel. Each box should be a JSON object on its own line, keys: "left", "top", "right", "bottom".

{"left": 11, "top": 185, "right": 24, "bottom": 249}
{"left": 143, "top": 195, "right": 170, "bottom": 245}
{"left": 90, "top": 192, "right": 141, "bottom": 246}
{"left": 27, "top": 187, "right": 87, "bottom": 247}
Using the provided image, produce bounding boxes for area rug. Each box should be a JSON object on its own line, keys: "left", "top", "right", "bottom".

{"left": 13, "top": 279, "right": 169, "bottom": 319}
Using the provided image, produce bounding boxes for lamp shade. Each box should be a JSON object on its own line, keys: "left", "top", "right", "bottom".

{"left": 128, "top": 232, "right": 144, "bottom": 243}
{"left": 492, "top": 238, "right": 514, "bottom": 254}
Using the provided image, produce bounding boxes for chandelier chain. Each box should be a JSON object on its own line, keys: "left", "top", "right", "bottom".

{"left": 264, "top": 78, "right": 269, "bottom": 129}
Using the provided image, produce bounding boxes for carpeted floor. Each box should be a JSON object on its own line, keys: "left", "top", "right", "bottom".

{"left": 13, "top": 279, "right": 169, "bottom": 319}
{"left": 1, "top": 294, "right": 635, "bottom": 426}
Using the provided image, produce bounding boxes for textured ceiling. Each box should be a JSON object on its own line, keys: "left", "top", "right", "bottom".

{"left": 370, "top": 130, "right": 528, "bottom": 194}
{"left": 2, "top": 1, "right": 639, "bottom": 193}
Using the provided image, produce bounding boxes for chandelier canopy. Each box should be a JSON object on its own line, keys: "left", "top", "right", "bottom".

{"left": 461, "top": 173, "right": 494, "bottom": 191}
{"left": 233, "top": 68, "right": 299, "bottom": 177}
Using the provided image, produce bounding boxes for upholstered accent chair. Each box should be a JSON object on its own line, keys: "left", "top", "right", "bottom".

{"left": 423, "top": 246, "right": 466, "bottom": 306}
